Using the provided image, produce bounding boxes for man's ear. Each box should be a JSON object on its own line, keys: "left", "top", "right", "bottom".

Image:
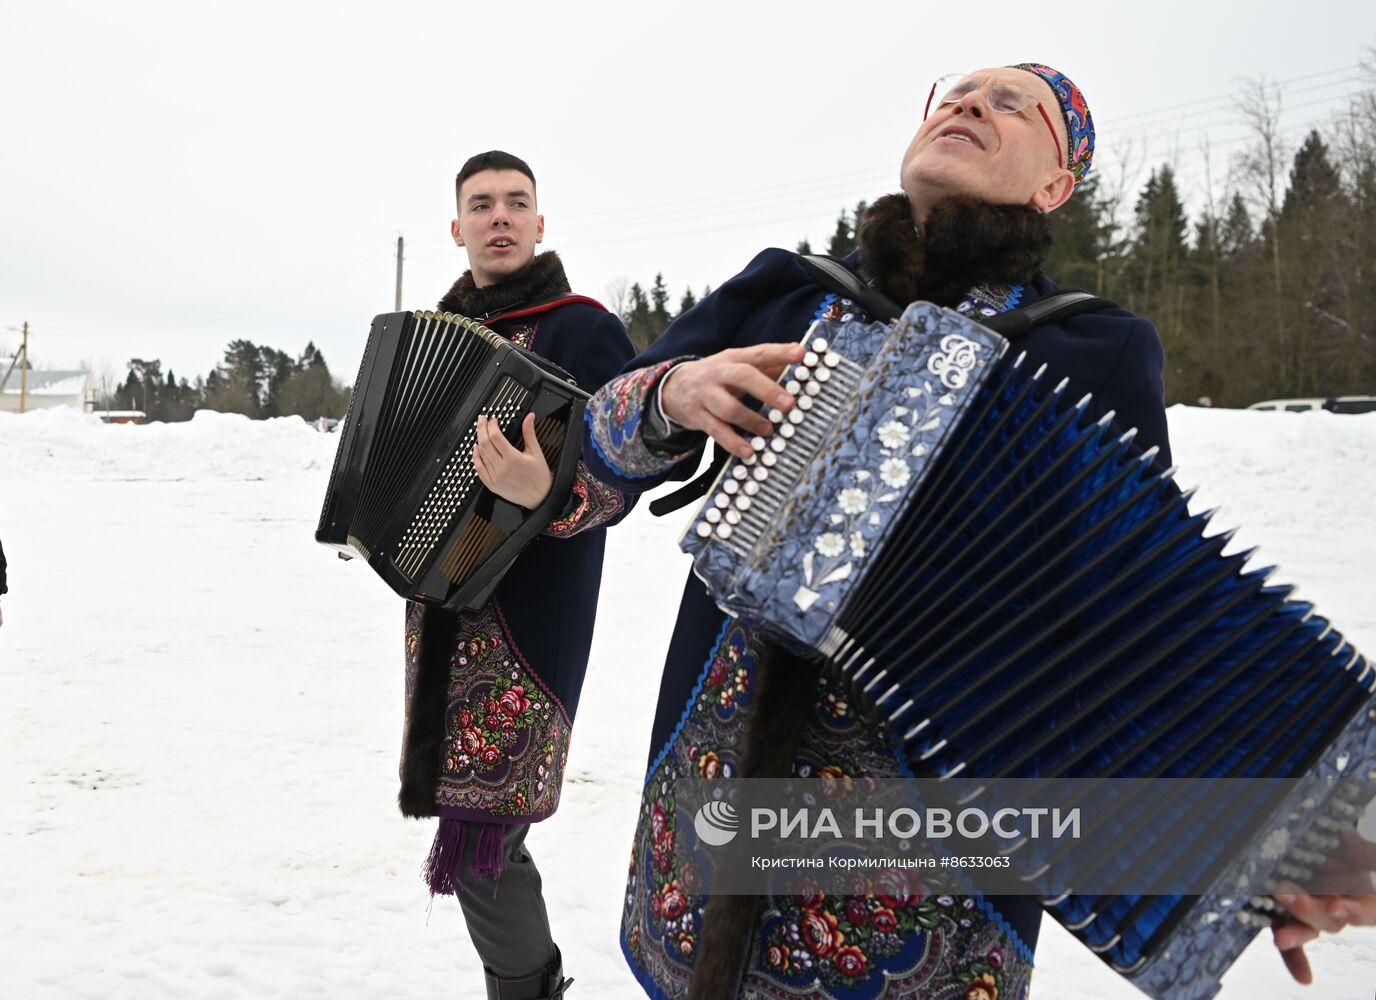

{"left": 536, "top": 214, "right": 545, "bottom": 244}
{"left": 451, "top": 219, "right": 464, "bottom": 247}
{"left": 1033, "top": 171, "right": 1076, "bottom": 214}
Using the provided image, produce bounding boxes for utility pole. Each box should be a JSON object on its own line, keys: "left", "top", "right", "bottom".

{"left": 394, "top": 235, "right": 405, "bottom": 311}
{"left": 19, "top": 321, "right": 28, "bottom": 414}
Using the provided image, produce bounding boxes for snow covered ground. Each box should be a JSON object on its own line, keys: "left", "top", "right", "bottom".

{"left": 1, "top": 405, "right": 1373, "bottom": 1000}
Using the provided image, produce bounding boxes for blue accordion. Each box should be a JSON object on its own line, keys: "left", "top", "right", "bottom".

{"left": 680, "top": 302, "right": 1376, "bottom": 999}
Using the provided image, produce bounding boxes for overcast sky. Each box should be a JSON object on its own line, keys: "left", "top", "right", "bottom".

{"left": 2, "top": 0, "right": 1373, "bottom": 388}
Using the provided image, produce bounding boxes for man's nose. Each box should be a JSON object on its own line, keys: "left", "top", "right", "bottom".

{"left": 490, "top": 205, "right": 511, "bottom": 226}
{"left": 952, "top": 96, "right": 985, "bottom": 120}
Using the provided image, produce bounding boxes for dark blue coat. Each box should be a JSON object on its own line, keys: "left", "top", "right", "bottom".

{"left": 583, "top": 248, "right": 1172, "bottom": 996}
{"left": 400, "top": 293, "right": 638, "bottom": 826}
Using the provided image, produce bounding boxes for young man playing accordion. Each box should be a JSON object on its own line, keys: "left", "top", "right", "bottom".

{"left": 397, "top": 151, "right": 635, "bottom": 1000}
{"left": 583, "top": 66, "right": 1376, "bottom": 998}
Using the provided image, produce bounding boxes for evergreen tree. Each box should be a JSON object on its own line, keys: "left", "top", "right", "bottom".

{"left": 678, "top": 287, "right": 698, "bottom": 317}
{"left": 625, "top": 282, "right": 655, "bottom": 352}
{"left": 650, "top": 273, "right": 672, "bottom": 335}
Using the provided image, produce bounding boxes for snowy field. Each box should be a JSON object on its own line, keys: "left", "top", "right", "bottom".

{"left": 1, "top": 405, "right": 1374, "bottom": 1000}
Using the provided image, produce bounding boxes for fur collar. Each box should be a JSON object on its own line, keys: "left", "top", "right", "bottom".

{"left": 856, "top": 194, "right": 1052, "bottom": 309}
{"left": 437, "top": 250, "right": 572, "bottom": 320}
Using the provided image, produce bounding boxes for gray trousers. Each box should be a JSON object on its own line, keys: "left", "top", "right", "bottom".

{"left": 455, "top": 821, "right": 556, "bottom": 979}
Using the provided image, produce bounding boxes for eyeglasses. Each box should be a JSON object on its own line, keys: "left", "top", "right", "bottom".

{"left": 923, "top": 73, "right": 1064, "bottom": 170}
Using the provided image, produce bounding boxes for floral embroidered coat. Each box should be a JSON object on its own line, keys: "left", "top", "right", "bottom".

{"left": 399, "top": 253, "right": 636, "bottom": 826}
{"left": 582, "top": 248, "right": 1171, "bottom": 999}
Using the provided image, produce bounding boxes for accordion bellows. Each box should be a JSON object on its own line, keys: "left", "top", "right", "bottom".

{"left": 680, "top": 302, "right": 1375, "bottom": 1000}
{"left": 318, "top": 310, "right": 589, "bottom": 609}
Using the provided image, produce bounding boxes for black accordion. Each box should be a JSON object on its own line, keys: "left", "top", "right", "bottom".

{"left": 681, "top": 301, "right": 1375, "bottom": 999}
{"left": 317, "top": 310, "right": 588, "bottom": 609}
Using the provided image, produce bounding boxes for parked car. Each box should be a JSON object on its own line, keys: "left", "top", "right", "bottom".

{"left": 1246, "top": 398, "right": 1327, "bottom": 412}
{"left": 1323, "top": 395, "right": 1376, "bottom": 414}
{"left": 1246, "top": 395, "right": 1376, "bottom": 414}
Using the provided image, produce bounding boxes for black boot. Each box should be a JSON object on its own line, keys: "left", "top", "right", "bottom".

{"left": 483, "top": 946, "right": 572, "bottom": 1000}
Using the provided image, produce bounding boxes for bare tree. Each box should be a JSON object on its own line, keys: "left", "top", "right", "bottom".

{"left": 604, "top": 276, "right": 631, "bottom": 324}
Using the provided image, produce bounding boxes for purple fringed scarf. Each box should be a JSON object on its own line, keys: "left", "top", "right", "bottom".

{"left": 423, "top": 818, "right": 508, "bottom": 896}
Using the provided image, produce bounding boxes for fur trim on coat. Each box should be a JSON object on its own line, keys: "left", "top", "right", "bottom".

{"left": 437, "top": 250, "right": 572, "bottom": 320}
{"left": 856, "top": 193, "right": 1052, "bottom": 309}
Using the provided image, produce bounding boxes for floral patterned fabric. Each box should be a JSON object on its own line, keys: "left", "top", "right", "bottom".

{"left": 405, "top": 598, "right": 572, "bottom": 822}
{"left": 620, "top": 620, "right": 1032, "bottom": 1000}
{"left": 618, "top": 282, "right": 1038, "bottom": 998}
{"left": 543, "top": 460, "right": 626, "bottom": 538}
{"left": 585, "top": 357, "right": 701, "bottom": 479}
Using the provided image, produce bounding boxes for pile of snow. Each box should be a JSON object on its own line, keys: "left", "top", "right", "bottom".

{"left": 1, "top": 408, "right": 335, "bottom": 481}
{"left": 0, "top": 405, "right": 1372, "bottom": 999}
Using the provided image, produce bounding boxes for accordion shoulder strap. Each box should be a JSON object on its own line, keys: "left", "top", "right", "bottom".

{"left": 796, "top": 253, "right": 1119, "bottom": 335}
{"left": 797, "top": 254, "right": 904, "bottom": 321}
{"left": 485, "top": 293, "right": 608, "bottom": 325}
{"left": 648, "top": 258, "right": 1120, "bottom": 518}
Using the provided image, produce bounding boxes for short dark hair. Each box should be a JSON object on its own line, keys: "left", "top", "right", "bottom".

{"left": 455, "top": 151, "right": 536, "bottom": 212}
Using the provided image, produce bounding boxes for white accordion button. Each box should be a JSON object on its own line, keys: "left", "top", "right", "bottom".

{"left": 785, "top": 379, "right": 802, "bottom": 395}
{"left": 696, "top": 522, "right": 713, "bottom": 538}
{"left": 714, "top": 493, "right": 730, "bottom": 508}
{"left": 732, "top": 465, "right": 748, "bottom": 480}
{"left": 734, "top": 495, "right": 752, "bottom": 511}
{"left": 815, "top": 367, "right": 831, "bottom": 384}
{"left": 723, "top": 479, "right": 740, "bottom": 495}
{"left": 770, "top": 437, "right": 787, "bottom": 453}
{"left": 768, "top": 408, "right": 784, "bottom": 423}
{"left": 804, "top": 380, "right": 822, "bottom": 396}
{"left": 750, "top": 436, "right": 766, "bottom": 451}
{"left": 779, "top": 424, "right": 795, "bottom": 439}
{"left": 761, "top": 452, "right": 778, "bottom": 467}
{"left": 798, "top": 395, "right": 814, "bottom": 411}
{"left": 811, "top": 337, "right": 828, "bottom": 352}
{"left": 705, "top": 508, "right": 722, "bottom": 524}
{"left": 744, "top": 480, "right": 761, "bottom": 496}
{"left": 725, "top": 509, "right": 742, "bottom": 525}
{"left": 752, "top": 467, "right": 769, "bottom": 482}
{"left": 794, "top": 365, "right": 811, "bottom": 381}
{"left": 803, "top": 351, "right": 819, "bottom": 367}
{"left": 715, "top": 523, "right": 733, "bottom": 540}
{"left": 825, "top": 351, "right": 841, "bottom": 368}
{"left": 788, "top": 409, "right": 805, "bottom": 424}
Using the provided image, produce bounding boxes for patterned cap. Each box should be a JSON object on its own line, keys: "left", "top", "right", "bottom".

{"left": 1011, "top": 63, "right": 1095, "bottom": 185}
